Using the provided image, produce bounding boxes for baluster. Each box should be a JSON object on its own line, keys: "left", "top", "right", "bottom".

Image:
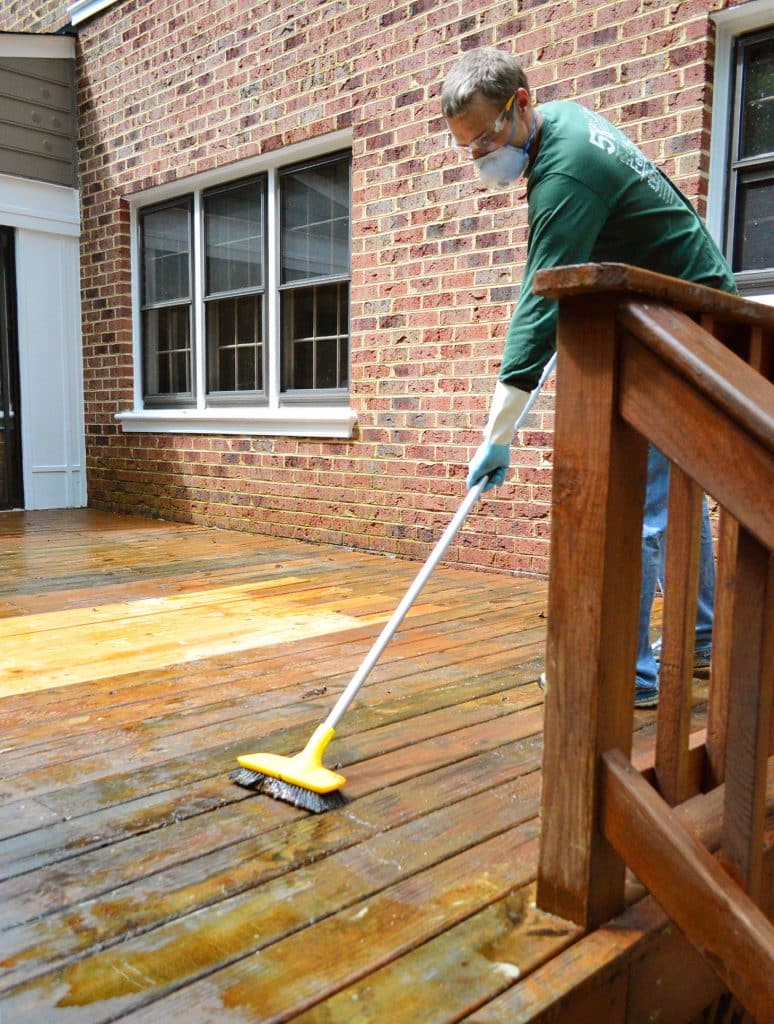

{"left": 655, "top": 465, "right": 703, "bottom": 804}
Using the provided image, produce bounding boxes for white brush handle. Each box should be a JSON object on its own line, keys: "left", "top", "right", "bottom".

{"left": 324, "top": 350, "right": 557, "bottom": 731}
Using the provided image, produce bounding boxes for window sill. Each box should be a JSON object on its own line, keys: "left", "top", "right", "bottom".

{"left": 115, "top": 406, "right": 357, "bottom": 438}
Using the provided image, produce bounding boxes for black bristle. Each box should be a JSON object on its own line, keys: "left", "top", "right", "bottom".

{"left": 229, "top": 768, "right": 348, "bottom": 814}
{"left": 230, "top": 767, "right": 268, "bottom": 789}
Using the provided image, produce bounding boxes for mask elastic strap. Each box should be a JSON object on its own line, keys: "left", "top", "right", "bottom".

{"left": 521, "top": 112, "right": 538, "bottom": 157}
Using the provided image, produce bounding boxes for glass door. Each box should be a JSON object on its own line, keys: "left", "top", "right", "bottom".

{"left": 0, "top": 228, "right": 23, "bottom": 509}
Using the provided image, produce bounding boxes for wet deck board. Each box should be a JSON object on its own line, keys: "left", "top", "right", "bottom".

{"left": 0, "top": 510, "right": 713, "bottom": 1023}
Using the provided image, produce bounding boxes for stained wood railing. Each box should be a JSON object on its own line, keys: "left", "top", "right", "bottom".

{"left": 532, "top": 264, "right": 773, "bottom": 1021}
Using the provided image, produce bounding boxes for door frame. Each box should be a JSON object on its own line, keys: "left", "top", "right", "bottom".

{"left": 0, "top": 226, "right": 24, "bottom": 508}
{"left": 0, "top": 173, "right": 86, "bottom": 509}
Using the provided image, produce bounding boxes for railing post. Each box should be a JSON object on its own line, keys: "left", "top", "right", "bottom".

{"left": 655, "top": 466, "right": 704, "bottom": 805}
{"left": 706, "top": 507, "right": 737, "bottom": 787}
{"left": 537, "top": 294, "right": 648, "bottom": 929}
{"left": 704, "top": 318, "right": 772, "bottom": 791}
{"left": 721, "top": 529, "right": 774, "bottom": 903}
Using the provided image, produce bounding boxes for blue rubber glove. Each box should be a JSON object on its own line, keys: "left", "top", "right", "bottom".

{"left": 467, "top": 441, "right": 511, "bottom": 493}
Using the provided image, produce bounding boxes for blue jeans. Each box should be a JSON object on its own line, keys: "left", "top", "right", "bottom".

{"left": 636, "top": 446, "right": 715, "bottom": 692}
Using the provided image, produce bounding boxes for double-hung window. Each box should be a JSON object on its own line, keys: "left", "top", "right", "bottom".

{"left": 709, "top": 4, "right": 774, "bottom": 299}
{"left": 122, "top": 142, "right": 355, "bottom": 437}
{"left": 140, "top": 197, "right": 195, "bottom": 404}
{"left": 205, "top": 177, "right": 266, "bottom": 401}
{"left": 725, "top": 27, "right": 774, "bottom": 294}
{"left": 281, "top": 157, "right": 350, "bottom": 394}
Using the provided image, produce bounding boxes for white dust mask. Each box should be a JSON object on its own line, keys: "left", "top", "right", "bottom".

{"left": 474, "top": 112, "right": 537, "bottom": 190}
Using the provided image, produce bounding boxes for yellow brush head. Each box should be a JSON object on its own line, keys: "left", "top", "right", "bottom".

{"left": 236, "top": 723, "right": 345, "bottom": 794}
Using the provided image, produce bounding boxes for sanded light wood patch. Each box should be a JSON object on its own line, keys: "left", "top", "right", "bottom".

{"left": 0, "top": 580, "right": 395, "bottom": 697}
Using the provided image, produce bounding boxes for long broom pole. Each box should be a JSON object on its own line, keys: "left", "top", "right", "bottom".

{"left": 325, "top": 349, "right": 558, "bottom": 730}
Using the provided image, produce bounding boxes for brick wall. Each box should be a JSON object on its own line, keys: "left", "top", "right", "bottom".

{"left": 1, "top": 0, "right": 747, "bottom": 574}
{"left": 0, "top": 2, "right": 70, "bottom": 32}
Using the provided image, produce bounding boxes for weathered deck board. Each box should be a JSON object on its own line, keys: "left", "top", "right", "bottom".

{"left": 0, "top": 511, "right": 725, "bottom": 1023}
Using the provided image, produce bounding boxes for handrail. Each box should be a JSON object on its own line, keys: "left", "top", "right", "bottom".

{"left": 617, "top": 302, "right": 774, "bottom": 450}
{"left": 533, "top": 263, "right": 773, "bottom": 1020}
{"left": 616, "top": 304, "right": 773, "bottom": 551}
{"left": 534, "top": 261, "right": 774, "bottom": 329}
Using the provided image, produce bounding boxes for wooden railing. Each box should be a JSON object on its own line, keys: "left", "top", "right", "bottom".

{"left": 532, "top": 264, "right": 774, "bottom": 1021}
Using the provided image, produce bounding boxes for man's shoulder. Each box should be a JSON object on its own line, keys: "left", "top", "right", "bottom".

{"left": 538, "top": 101, "right": 607, "bottom": 153}
{"left": 534, "top": 101, "right": 648, "bottom": 184}
{"left": 530, "top": 102, "right": 615, "bottom": 192}
{"left": 540, "top": 100, "right": 592, "bottom": 124}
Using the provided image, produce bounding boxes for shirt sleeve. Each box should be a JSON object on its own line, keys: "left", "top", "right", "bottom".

{"left": 499, "top": 173, "right": 610, "bottom": 390}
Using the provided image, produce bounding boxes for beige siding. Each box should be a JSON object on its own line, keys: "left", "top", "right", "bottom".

{"left": 0, "top": 56, "right": 76, "bottom": 188}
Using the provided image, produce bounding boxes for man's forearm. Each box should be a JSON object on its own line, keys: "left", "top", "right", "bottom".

{"left": 483, "top": 380, "right": 531, "bottom": 444}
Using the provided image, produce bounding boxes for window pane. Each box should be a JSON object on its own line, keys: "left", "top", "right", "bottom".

{"left": 317, "top": 284, "right": 339, "bottom": 336}
{"left": 238, "top": 345, "right": 257, "bottom": 390}
{"left": 339, "top": 286, "right": 350, "bottom": 387}
{"left": 332, "top": 215, "right": 349, "bottom": 276}
{"left": 282, "top": 282, "right": 349, "bottom": 390}
{"left": 206, "top": 294, "right": 263, "bottom": 393}
{"left": 174, "top": 350, "right": 189, "bottom": 392}
{"left": 142, "top": 203, "right": 190, "bottom": 305}
{"left": 205, "top": 180, "right": 264, "bottom": 295}
{"left": 339, "top": 336, "right": 349, "bottom": 388}
{"left": 286, "top": 287, "right": 314, "bottom": 339}
{"left": 143, "top": 306, "right": 191, "bottom": 395}
{"left": 733, "top": 172, "right": 774, "bottom": 271}
{"left": 307, "top": 220, "right": 334, "bottom": 278}
{"left": 218, "top": 343, "right": 235, "bottom": 390}
{"left": 316, "top": 339, "right": 338, "bottom": 389}
{"left": 740, "top": 36, "right": 774, "bottom": 159}
{"left": 293, "top": 340, "right": 314, "bottom": 389}
{"left": 281, "top": 157, "right": 350, "bottom": 283}
{"left": 236, "top": 293, "right": 256, "bottom": 342}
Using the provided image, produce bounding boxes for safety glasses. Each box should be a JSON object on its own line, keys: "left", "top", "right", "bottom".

{"left": 448, "top": 94, "right": 515, "bottom": 157}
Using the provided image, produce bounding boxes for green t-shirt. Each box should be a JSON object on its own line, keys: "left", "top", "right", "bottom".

{"left": 501, "top": 101, "right": 737, "bottom": 390}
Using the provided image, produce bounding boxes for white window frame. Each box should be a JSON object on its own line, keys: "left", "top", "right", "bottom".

{"left": 117, "top": 130, "right": 356, "bottom": 438}
{"left": 708, "top": 0, "right": 774, "bottom": 305}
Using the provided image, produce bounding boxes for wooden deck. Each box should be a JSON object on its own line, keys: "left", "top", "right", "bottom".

{"left": 0, "top": 510, "right": 716, "bottom": 1023}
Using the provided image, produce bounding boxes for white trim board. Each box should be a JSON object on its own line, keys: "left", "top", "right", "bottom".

{"left": 0, "top": 174, "right": 80, "bottom": 238}
{"left": 116, "top": 407, "right": 357, "bottom": 438}
{"left": 15, "top": 230, "right": 87, "bottom": 508}
{"left": 0, "top": 34, "right": 75, "bottom": 58}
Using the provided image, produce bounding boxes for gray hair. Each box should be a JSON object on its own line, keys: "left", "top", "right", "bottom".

{"left": 441, "top": 48, "right": 529, "bottom": 118}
